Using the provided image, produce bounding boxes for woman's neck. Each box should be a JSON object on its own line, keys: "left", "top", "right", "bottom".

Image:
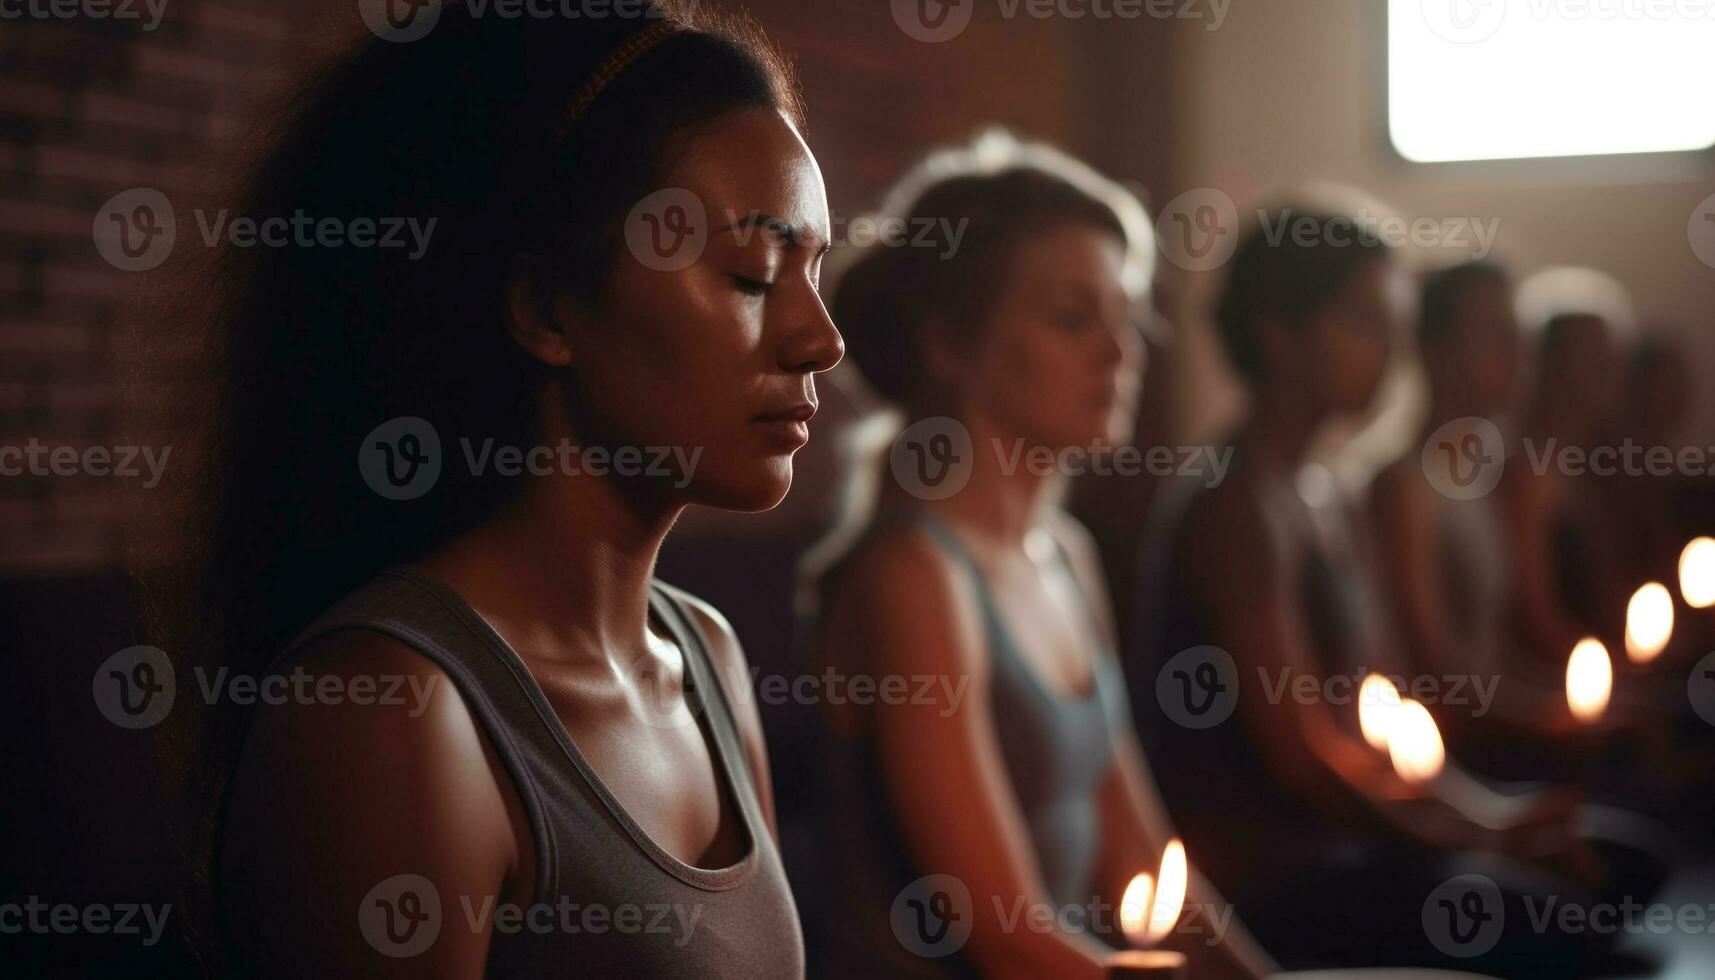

{"left": 436, "top": 402, "right": 682, "bottom": 663}
{"left": 910, "top": 410, "right": 1059, "bottom": 552}
{"left": 1238, "top": 384, "right": 1323, "bottom": 477}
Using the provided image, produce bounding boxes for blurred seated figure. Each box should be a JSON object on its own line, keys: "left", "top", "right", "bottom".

{"left": 1594, "top": 331, "right": 1697, "bottom": 608}
{"left": 804, "top": 133, "right": 1275, "bottom": 980}
{"left": 1586, "top": 330, "right": 1715, "bottom": 818}
{"left": 1129, "top": 209, "right": 1621, "bottom": 975}
{"left": 1499, "top": 308, "right": 1630, "bottom": 668}
{"left": 1368, "top": 262, "right": 1579, "bottom": 770}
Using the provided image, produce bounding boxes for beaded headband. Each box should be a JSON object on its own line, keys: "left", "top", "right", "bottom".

{"left": 555, "top": 19, "right": 688, "bottom": 144}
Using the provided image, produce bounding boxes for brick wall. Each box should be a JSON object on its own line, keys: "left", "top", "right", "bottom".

{"left": 0, "top": 0, "right": 314, "bottom": 574}
{"left": 0, "top": 0, "right": 1173, "bottom": 576}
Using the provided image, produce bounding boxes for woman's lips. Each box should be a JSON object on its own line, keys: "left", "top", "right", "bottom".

{"left": 754, "top": 403, "right": 815, "bottom": 446}
{"left": 756, "top": 403, "right": 816, "bottom": 423}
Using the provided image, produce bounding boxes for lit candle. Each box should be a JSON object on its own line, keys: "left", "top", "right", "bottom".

{"left": 1358, "top": 673, "right": 1402, "bottom": 751}
{"left": 1113, "top": 842, "right": 1190, "bottom": 977}
{"left": 1565, "top": 637, "right": 1613, "bottom": 723}
{"left": 1119, "top": 840, "right": 1189, "bottom": 949}
{"left": 1680, "top": 538, "right": 1715, "bottom": 609}
{"left": 1106, "top": 950, "right": 1187, "bottom": 978}
{"left": 1145, "top": 840, "right": 1188, "bottom": 947}
{"left": 1624, "top": 582, "right": 1674, "bottom": 664}
{"left": 1386, "top": 698, "right": 1446, "bottom": 784}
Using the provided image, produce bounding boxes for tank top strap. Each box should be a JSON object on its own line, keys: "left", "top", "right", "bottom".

{"left": 647, "top": 579, "right": 767, "bottom": 830}
{"left": 910, "top": 510, "right": 1010, "bottom": 634}
{"left": 264, "top": 565, "right": 568, "bottom": 899}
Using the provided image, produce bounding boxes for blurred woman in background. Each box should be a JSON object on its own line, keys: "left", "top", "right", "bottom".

{"left": 1130, "top": 209, "right": 1611, "bottom": 974}
{"left": 805, "top": 134, "right": 1274, "bottom": 980}
{"left": 158, "top": 6, "right": 841, "bottom": 976}
{"left": 1369, "top": 262, "right": 1581, "bottom": 774}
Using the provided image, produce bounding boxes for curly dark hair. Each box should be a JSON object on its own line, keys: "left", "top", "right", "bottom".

{"left": 140, "top": 2, "right": 802, "bottom": 970}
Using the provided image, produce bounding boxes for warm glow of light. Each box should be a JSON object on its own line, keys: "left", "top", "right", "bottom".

{"left": 1121, "top": 839, "right": 1190, "bottom": 949}
{"left": 1680, "top": 538, "right": 1715, "bottom": 609}
{"left": 1625, "top": 583, "right": 1674, "bottom": 664}
{"left": 1388, "top": 0, "right": 1715, "bottom": 162}
{"left": 1119, "top": 872, "right": 1155, "bottom": 947}
{"left": 1358, "top": 673, "right": 1403, "bottom": 751}
{"left": 1386, "top": 699, "right": 1446, "bottom": 784}
{"left": 1146, "top": 840, "right": 1188, "bottom": 947}
{"left": 1566, "top": 637, "right": 1613, "bottom": 723}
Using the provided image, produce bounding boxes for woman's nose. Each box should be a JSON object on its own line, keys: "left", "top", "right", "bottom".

{"left": 780, "top": 290, "right": 845, "bottom": 374}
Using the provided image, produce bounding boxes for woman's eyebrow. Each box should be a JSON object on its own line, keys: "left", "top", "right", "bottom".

{"left": 719, "top": 210, "right": 831, "bottom": 255}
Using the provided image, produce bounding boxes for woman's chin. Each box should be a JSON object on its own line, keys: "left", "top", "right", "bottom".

{"left": 689, "top": 466, "right": 793, "bottom": 513}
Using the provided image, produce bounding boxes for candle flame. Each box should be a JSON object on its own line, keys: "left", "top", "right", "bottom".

{"left": 1120, "top": 839, "right": 1190, "bottom": 948}
{"left": 1119, "top": 872, "right": 1155, "bottom": 947}
{"left": 1386, "top": 699, "right": 1445, "bottom": 783}
{"left": 1358, "top": 673, "right": 1403, "bottom": 751}
{"left": 1624, "top": 582, "right": 1674, "bottom": 664}
{"left": 1147, "top": 839, "right": 1188, "bottom": 946}
{"left": 1566, "top": 637, "right": 1613, "bottom": 723}
{"left": 1680, "top": 538, "right": 1715, "bottom": 609}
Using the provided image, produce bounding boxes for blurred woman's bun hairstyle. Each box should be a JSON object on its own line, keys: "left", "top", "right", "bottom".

{"left": 828, "top": 130, "right": 1154, "bottom": 411}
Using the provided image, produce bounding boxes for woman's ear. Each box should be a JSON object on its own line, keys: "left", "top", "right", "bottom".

{"left": 505, "top": 263, "right": 575, "bottom": 368}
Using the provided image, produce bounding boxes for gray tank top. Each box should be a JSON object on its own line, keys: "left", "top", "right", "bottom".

{"left": 256, "top": 565, "right": 803, "bottom": 979}
{"left": 814, "top": 515, "right": 1125, "bottom": 977}
{"left": 914, "top": 514, "right": 1125, "bottom": 908}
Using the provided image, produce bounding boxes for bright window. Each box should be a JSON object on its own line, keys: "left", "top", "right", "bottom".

{"left": 1390, "top": 0, "right": 1715, "bottom": 162}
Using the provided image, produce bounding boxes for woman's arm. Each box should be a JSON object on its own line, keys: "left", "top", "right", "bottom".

{"left": 821, "top": 528, "right": 1112, "bottom": 980}
{"left": 1182, "top": 482, "right": 1487, "bottom": 852}
{"left": 1054, "top": 515, "right": 1277, "bottom": 979}
{"left": 1366, "top": 468, "right": 1579, "bottom": 737}
{"left": 220, "top": 634, "right": 517, "bottom": 979}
